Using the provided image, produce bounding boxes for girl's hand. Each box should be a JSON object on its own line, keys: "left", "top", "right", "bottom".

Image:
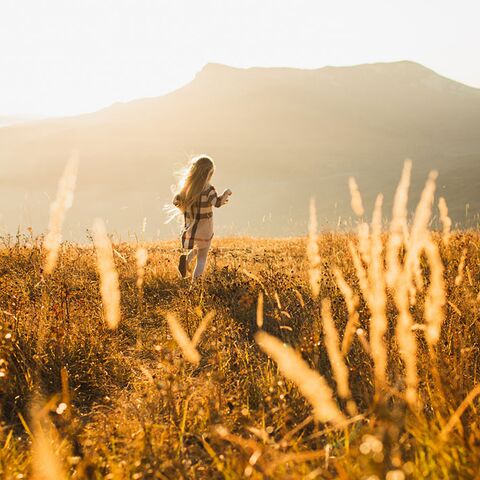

{"left": 221, "top": 189, "right": 232, "bottom": 204}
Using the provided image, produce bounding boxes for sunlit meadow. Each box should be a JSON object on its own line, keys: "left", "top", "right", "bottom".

{"left": 0, "top": 160, "right": 479, "bottom": 479}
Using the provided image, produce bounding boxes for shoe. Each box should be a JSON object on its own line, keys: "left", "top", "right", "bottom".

{"left": 178, "top": 254, "right": 187, "bottom": 278}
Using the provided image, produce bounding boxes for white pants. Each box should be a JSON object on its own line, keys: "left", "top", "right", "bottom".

{"left": 186, "top": 247, "right": 210, "bottom": 278}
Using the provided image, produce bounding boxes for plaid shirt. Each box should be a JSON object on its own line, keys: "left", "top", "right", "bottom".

{"left": 174, "top": 185, "right": 227, "bottom": 249}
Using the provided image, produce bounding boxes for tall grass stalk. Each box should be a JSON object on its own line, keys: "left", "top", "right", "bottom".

{"left": 348, "top": 177, "right": 364, "bottom": 217}
{"left": 135, "top": 247, "right": 148, "bottom": 291}
{"left": 438, "top": 197, "right": 452, "bottom": 245}
{"left": 321, "top": 299, "right": 358, "bottom": 414}
{"left": 30, "top": 402, "right": 67, "bottom": 480}
{"left": 405, "top": 171, "right": 438, "bottom": 300}
{"left": 93, "top": 219, "right": 121, "bottom": 329}
{"left": 386, "top": 159, "right": 411, "bottom": 287}
{"left": 255, "top": 331, "right": 346, "bottom": 425}
{"left": 332, "top": 268, "right": 360, "bottom": 355}
{"left": 307, "top": 198, "right": 321, "bottom": 298}
{"left": 368, "top": 194, "right": 388, "bottom": 391}
{"left": 166, "top": 313, "right": 201, "bottom": 364}
{"left": 424, "top": 237, "right": 446, "bottom": 346}
{"left": 43, "top": 153, "right": 79, "bottom": 275}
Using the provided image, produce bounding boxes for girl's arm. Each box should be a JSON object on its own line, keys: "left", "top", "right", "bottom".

{"left": 206, "top": 186, "right": 231, "bottom": 208}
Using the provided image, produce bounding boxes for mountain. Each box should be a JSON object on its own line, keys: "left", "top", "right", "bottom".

{"left": 0, "top": 61, "right": 479, "bottom": 240}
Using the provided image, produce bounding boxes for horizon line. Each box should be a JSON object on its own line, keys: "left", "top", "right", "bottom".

{"left": 3, "top": 58, "right": 479, "bottom": 120}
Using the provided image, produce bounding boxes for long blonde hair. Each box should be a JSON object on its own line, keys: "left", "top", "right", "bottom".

{"left": 165, "top": 155, "right": 215, "bottom": 222}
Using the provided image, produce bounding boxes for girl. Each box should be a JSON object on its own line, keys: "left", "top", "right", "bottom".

{"left": 170, "top": 155, "right": 232, "bottom": 279}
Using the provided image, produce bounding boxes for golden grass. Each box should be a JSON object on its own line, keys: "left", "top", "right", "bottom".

{"left": 135, "top": 247, "right": 148, "bottom": 292}
{"left": 438, "top": 196, "right": 452, "bottom": 245}
{"left": 166, "top": 313, "right": 201, "bottom": 364}
{"left": 332, "top": 268, "right": 360, "bottom": 355}
{"left": 320, "top": 299, "right": 357, "bottom": 415}
{"left": 307, "top": 198, "right": 321, "bottom": 298}
{"left": 1, "top": 229, "right": 479, "bottom": 478}
{"left": 29, "top": 397, "right": 68, "bottom": 480}
{"left": 256, "top": 291, "right": 264, "bottom": 329}
{"left": 0, "top": 164, "right": 479, "bottom": 478}
{"left": 93, "top": 218, "right": 121, "bottom": 329}
{"left": 43, "top": 153, "right": 79, "bottom": 275}
{"left": 348, "top": 177, "right": 364, "bottom": 217}
{"left": 255, "top": 330, "right": 346, "bottom": 426}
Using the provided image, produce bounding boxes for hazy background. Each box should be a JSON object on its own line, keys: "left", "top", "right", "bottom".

{"left": 0, "top": 1, "right": 479, "bottom": 240}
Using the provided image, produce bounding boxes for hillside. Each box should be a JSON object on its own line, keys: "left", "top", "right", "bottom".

{"left": 1, "top": 61, "right": 479, "bottom": 239}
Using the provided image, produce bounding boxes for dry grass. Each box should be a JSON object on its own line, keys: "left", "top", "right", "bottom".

{"left": 43, "top": 153, "right": 79, "bottom": 275}
{"left": 93, "top": 218, "right": 121, "bottom": 330}
{"left": 0, "top": 167, "right": 479, "bottom": 479}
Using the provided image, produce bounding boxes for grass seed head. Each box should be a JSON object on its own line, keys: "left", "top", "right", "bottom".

{"left": 438, "top": 197, "right": 452, "bottom": 245}
{"left": 424, "top": 237, "right": 446, "bottom": 345}
{"left": 30, "top": 401, "right": 67, "bottom": 480}
{"left": 93, "top": 218, "right": 121, "bottom": 329}
{"left": 348, "top": 176, "right": 365, "bottom": 217}
{"left": 135, "top": 247, "right": 148, "bottom": 290}
{"left": 321, "top": 299, "right": 357, "bottom": 414}
{"left": 166, "top": 313, "right": 201, "bottom": 364}
{"left": 43, "top": 153, "right": 79, "bottom": 275}
{"left": 256, "top": 291, "right": 264, "bottom": 328}
{"left": 307, "top": 198, "right": 321, "bottom": 298}
{"left": 255, "top": 331, "right": 346, "bottom": 425}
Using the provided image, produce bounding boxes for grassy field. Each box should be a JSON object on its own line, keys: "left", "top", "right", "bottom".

{"left": 0, "top": 226, "right": 479, "bottom": 479}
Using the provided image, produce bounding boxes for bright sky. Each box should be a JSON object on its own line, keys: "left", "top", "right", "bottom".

{"left": 1, "top": 0, "right": 478, "bottom": 117}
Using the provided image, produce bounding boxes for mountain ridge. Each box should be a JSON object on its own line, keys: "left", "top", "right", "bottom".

{"left": 0, "top": 60, "right": 479, "bottom": 239}
{"left": 2, "top": 60, "right": 478, "bottom": 129}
